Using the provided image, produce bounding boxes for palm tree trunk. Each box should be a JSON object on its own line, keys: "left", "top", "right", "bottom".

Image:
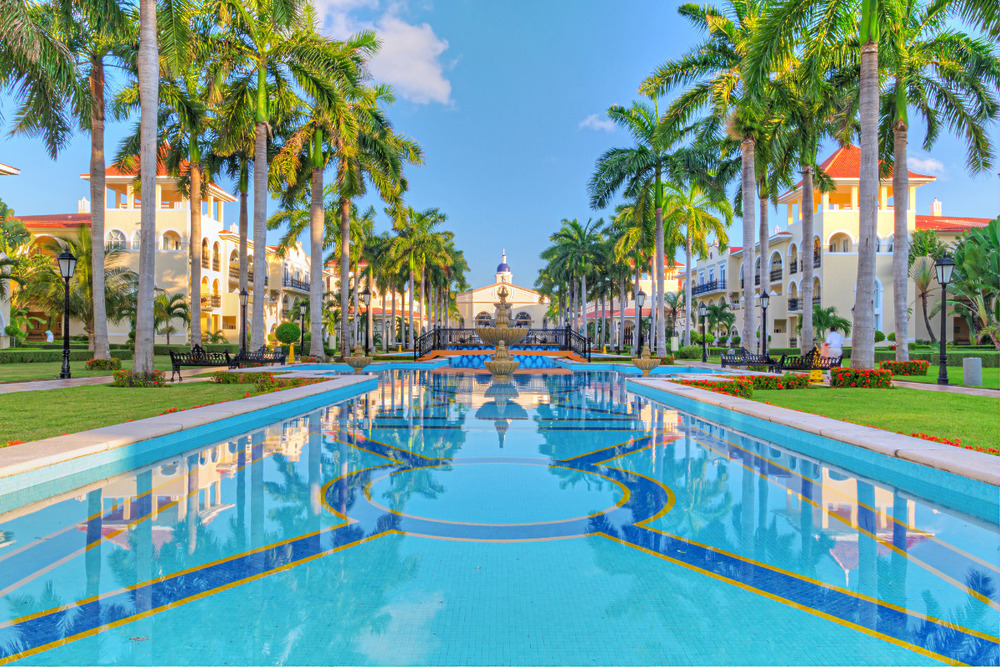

{"left": 352, "top": 261, "right": 359, "bottom": 346}
{"left": 920, "top": 292, "right": 936, "bottom": 343}
{"left": 685, "top": 233, "right": 693, "bottom": 347}
{"left": 309, "top": 166, "right": 324, "bottom": 358}
{"left": 853, "top": 37, "right": 880, "bottom": 370}
{"left": 740, "top": 137, "right": 756, "bottom": 350}
{"left": 251, "top": 121, "right": 268, "bottom": 349}
{"left": 390, "top": 285, "right": 396, "bottom": 349}
{"left": 892, "top": 113, "right": 910, "bottom": 362}
{"left": 339, "top": 197, "right": 350, "bottom": 357}
{"left": 420, "top": 267, "right": 427, "bottom": 339}
{"left": 89, "top": 58, "right": 110, "bottom": 359}
{"left": 366, "top": 274, "right": 373, "bottom": 353}
{"left": 655, "top": 207, "right": 667, "bottom": 356}
{"left": 759, "top": 189, "right": 770, "bottom": 300}
{"left": 408, "top": 269, "right": 414, "bottom": 348}
{"left": 581, "top": 274, "right": 587, "bottom": 340}
{"left": 801, "top": 164, "right": 815, "bottom": 355}
{"left": 633, "top": 261, "right": 640, "bottom": 354}
{"left": 133, "top": 0, "right": 157, "bottom": 374}
{"left": 238, "top": 161, "right": 249, "bottom": 345}
{"left": 619, "top": 276, "right": 626, "bottom": 352}
{"left": 189, "top": 161, "right": 202, "bottom": 348}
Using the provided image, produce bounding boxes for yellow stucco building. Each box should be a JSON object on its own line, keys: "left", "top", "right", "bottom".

{"left": 456, "top": 251, "right": 550, "bottom": 329}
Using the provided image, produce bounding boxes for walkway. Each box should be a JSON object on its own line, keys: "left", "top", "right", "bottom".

{"left": 892, "top": 380, "right": 998, "bottom": 398}
{"left": 0, "top": 368, "right": 226, "bottom": 395}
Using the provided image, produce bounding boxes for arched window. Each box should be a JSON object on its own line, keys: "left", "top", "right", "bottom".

{"left": 131, "top": 230, "right": 141, "bottom": 250}
{"left": 829, "top": 232, "right": 852, "bottom": 253}
{"left": 885, "top": 236, "right": 894, "bottom": 253}
{"left": 106, "top": 230, "right": 126, "bottom": 250}
{"left": 475, "top": 311, "right": 493, "bottom": 327}
{"left": 212, "top": 241, "right": 221, "bottom": 270}
{"left": 162, "top": 230, "right": 182, "bottom": 251}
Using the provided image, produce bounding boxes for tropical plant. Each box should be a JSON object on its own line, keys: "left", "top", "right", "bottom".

{"left": 706, "top": 302, "right": 736, "bottom": 340}
{"left": 795, "top": 305, "right": 851, "bottom": 337}
{"left": 153, "top": 292, "right": 190, "bottom": 345}
{"left": 391, "top": 207, "right": 446, "bottom": 349}
{"left": 948, "top": 219, "right": 1000, "bottom": 348}
{"left": 910, "top": 257, "right": 939, "bottom": 343}
{"left": 204, "top": 329, "right": 228, "bottom": 344}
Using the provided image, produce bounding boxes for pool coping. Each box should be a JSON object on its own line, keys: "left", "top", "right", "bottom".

{"left": 628, "top": 377, "right": 1000, "bottom": 487}
{"left": 0, "top": 374, "right": 374, "bottom": 482}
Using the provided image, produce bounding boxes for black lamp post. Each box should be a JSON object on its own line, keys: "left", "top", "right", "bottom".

{"left": 56, "top": 249, "right": 77, "bottom": 379}
{"left": 298, "top": 303, "right": 306, "bottom": 352}
{"left": 698, "top": 302, "right": 708, "bottom": 363}
{"left": 635, "top": 290, "right": 646, "bottom": 354}
{"left": 239, "top": 289, "right": 248, "bottom": 353}
{"left": 934, "top": 256, "right": 955, "bottom": 385}
{"left": 759, "top": 291, "right": 770, "bottom": 357}
{"left": 360, "top": 287, "right": 371, "bottom": 356}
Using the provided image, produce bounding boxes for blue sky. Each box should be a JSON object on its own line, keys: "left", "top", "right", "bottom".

{"left": 1, "top": 0, "right": 997, "bottom": 288}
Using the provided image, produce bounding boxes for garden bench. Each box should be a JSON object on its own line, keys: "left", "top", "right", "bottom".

{"left": 776, "top": 348, "right": 843, "bottom": 372}
{"left": 720, "top": 346, "right": 779, "bottom": 372}
{"left": 169, "top": 345, "right": 231, "bottom": 381}
{"left": 229, "top": 345, "right": 287, "bottom": 369}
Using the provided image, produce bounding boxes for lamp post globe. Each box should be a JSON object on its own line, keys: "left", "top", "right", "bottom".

{"left": 759, "top": 292, "right": 770, "bottom": 357}
{"left": 697, "top": 302, "right": 708, "bottom": 363}
{"left": 636, "top": 290, "right": 646, "bottom": 354}
{"left": 360, "top": 287, "right": 371, "bottom": 356}
{"left": 934, "top": 256, "right": 955, "bottom": 385}
{"left": 56, "top": 250, "right": 77, "bottom": 379}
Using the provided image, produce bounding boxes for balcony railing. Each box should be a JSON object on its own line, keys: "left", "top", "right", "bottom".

{"left": 212, "top": 259, "right": 220, "bottom": 272}
{"left": 787, "top": 297, "right": 800, "bottom": 311}
{"left": 797, "top": 256, "right": 822, "bottom": 272}
{"left": 770, "top": 269, "right": 782, "bottom": 282}
{"left": 283, "top": 277, "right": 309, "bottom": 291}
{"left": 789, "top": 262, "right": 798, "bottom": 275}
{"left": 754, "top": 275, "right": 760, "bottom": 286}
{"left": 201, "top": 256, "right": 209, "bottom": 269}
{"left": 789, "top": 337, "right": 798, "bottom": 347}
{"left": 813, "top": 296, "right": 821, "bottom": 306}
{"left": 692, "top": 279, "right": 726, "bottom": 296}
{"left": 201, "top": 295, "right": 221, "bottom": 308}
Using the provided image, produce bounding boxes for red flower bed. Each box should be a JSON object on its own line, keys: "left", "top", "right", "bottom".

{"left": 673, "top": 373, "right": 810, "bottom": 398}
{"left": 879, "top": 360, "right": 930, "bottom": 376}
{"left": 830, "top": 367, "right": 893, "bottom": 388}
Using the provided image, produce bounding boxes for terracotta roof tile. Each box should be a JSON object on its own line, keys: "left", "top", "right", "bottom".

{"left": 915, "top": 215, "right": 991, "bottom": 231}
{"left": 16, "top": 213, "right": 90, "bottom": 228}
{"left": 789, "top": 145, "right": 935, "bottom": 190}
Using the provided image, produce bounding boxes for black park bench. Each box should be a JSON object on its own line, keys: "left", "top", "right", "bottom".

{"left": 776, "top": 348, "right": 843, "bottom": 372}
{"left": 169, "top": 344, "right": 232, "bottom": 381}
{"left": 229, "top": 345, "right": 287, "bottom": 369}
{"left": 720, "top": 346, "right": 779, "bottom": 372}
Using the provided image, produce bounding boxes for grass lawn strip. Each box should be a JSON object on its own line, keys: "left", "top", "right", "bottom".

{"left": 3, "top": 383, "right": 258, "bottom": 444}
{"left": 0, "top": 355, "right": 183, "bottom": 383}
{"left": 752, "top": 387, "right": 999, "bottom": 454}
{"left": 887, "top": 366, "right": 999, "bottom": 390}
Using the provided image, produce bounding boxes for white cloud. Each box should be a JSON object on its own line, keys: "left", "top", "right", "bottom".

{"left": 908, "top": 155, "right": 945, "bottom": 174}
{"left": 579, "top": 114, "right": 615, "bottom": 132}
{"left": 315, "top": 1, "right": 452, "bottom": 105}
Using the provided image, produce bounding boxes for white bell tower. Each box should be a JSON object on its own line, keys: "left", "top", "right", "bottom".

{"left": 495, "top": 249, "right": 512, "bottom": 284}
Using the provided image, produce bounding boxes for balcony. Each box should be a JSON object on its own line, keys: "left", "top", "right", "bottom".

{"left": 201, "top": 256, "right": 209, "bottom": 270}
{"left": 283, "top": 277, "right": 309, "bottom": 291}
{"left": 770, "top": 269, "right": 782, "bottom": 282}
{"left": 201, "top": 295, "right": 222, "bottom": 308}
{"left": 787, "top": 297, "right": 800, "bottom": 311}
{"left": 789, "top": 262, "right": 798, "bottom": 275}
{"left": 796, "top": 256, "right": 822, "bottom": 272}
{"left": 212, "top": 259, "right": 220, "bottom": 272}
{"left": 790, "top": 336, "right": 798, "bottom": 347}
{"left": 813, "top": 296, "right": 821, "bottom": 306}
{"left": 754, "top": 275, "right": 760, "bottom": 286}
{"left": 692, "top": 279, "right": 726, "bottom": 296}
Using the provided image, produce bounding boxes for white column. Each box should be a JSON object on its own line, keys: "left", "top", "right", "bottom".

{"left": 126, "top": 184, "right": 135, "bottom": 209}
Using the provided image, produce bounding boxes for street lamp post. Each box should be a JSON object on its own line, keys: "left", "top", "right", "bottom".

{"left": 635, "top": 290, "right": 646, "bottom": 354}
{"left": 759, "top": 292, "right": 770, "bottom": 358}
{"left": 239, "top": 290, "right": 248, "bottom": 354}
{"left": 360, "top": 287, "right": 371, "bottom": 356}
{"left": 298, "top": 303, "right": 306, "bottom": 353}
{"left": 698, "top": 302, "right": 708, "bottom": 363}
{"left": 56, "top": 250, "right": 77, "bottom": 379}
{"left": 934, "top": 256, "right": 955, "bottom": 385}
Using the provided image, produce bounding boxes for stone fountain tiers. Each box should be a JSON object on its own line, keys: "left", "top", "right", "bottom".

{"left": 476, "top": 286, "right": 525, "bottom": 380}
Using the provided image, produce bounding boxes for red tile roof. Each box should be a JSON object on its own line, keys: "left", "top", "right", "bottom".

{"left": 915, "top": 215, "right": 992, "bottom": 232}
{"left": 16, "top": 213, "right": 90, "bottom": 229}
{"left": 788, "top": 145, "right": 935, "bottom": 191}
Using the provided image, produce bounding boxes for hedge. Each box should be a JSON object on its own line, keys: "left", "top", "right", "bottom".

{"left": 831, "top": 368, "right": 893, "bottom": 388}
{"left": 26, "top": 342, "right": 133, "bottom": 350}
{"left": 873, "top": 350, "right": 999, "bottom": 368}
{"left": 879, "top": 360, "right": 930, "bottom": 376}
{"left": 0, "top": 349, "right": 133, "bottom": 364}
{"left": 153, "top": 344, "right": 238, "bottom": 355}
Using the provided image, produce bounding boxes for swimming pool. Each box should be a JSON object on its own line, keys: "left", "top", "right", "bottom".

{"left": 0, "top": 370, "right": 996, "bottom": 665}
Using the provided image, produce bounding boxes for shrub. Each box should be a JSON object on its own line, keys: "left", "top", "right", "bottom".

{"left": 730, "top": 336, "right": 741, "bottom": 345}
{"left": 0, "top": 349, "right": 133, "bottom": 364}
{"left": 887, "top": 332, "right": 896, "bottom": 342}
{"left": 659, "top": 355, "right": 675, "bottom": 365}
{"left": 879, "top": 360, "right": 930, "bottom": 376}
{"left": 253, "top": 374, "right": 279, "bottom": 393}
{"left": 85, "top": 358, "right": 122, "bottom": 371}
{"left": 750, "top": 373, "right": 810, "bottom": 390}
{"left": 111, "top": 369, "right": 166, "bottom": 388}
{"left": 676, "top": 345, "right": 701, "bottom": 359}
{"left": 874, "top": 330, "right": 885, "bottom": 343}
{"left": 676, "top": 376, "right": 754, "bottom": 398}
{"left": 830, "top": 367, "right": 893, "bottom": 388}
{"left": 275, "top": 323, "right": 301, "bottom": 345}
{"left": 211, "top": 371, "right": 275, "bottom": 385}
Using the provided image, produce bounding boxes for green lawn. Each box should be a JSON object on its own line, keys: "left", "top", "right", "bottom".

{"left": 0, "top": 355, "right": 213, "bottom": 383}
{"left": 888, "top": 366, "right": 999, "bottom": 390}
{"left": 752, "top": 387, "right": 999, "bottom": 453}
{"left": 0, "top": 382, "right": 251, "bottom": 444}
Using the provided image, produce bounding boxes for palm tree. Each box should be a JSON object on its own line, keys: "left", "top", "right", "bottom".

{"left": 664, "top": 291, "right": 683, "bottom": 341}
{"left": 880, "top": 1, "right": 1000, "bottom": 361}
{"left": 391, "top": 208, "right": 445, "bottom": 349}
{"left": 609, "top": 196, "right": 656, "bottom": 352}
{"left": 154, "top": 291, "right": 190, "bottom": 345}
{"left": 707, "top": 302, "right": 736, "bottom": 341}
{"left": 546, "top": 218, "right": 602, "bottom": 336}
{"left": 663, "top": 182, "right": 732, "bottom": 345}
{"left": 796, "top": 305, "right": 851, "bottom": 337}
{"left": 642, "top": 1, "right": 770, "bottom": 354}
{"left": 589, "top": 97, "right": 680, "bottom": 356}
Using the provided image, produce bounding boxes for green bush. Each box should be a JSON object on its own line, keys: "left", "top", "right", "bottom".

{"left": 874, "top": 330, "right": 885, "bottom": 343}
{"left": 85, "top": 358, "right": 122, "bottom": 371}
{"left": 831, "top": 368, "right": 893, "bottom": 388}
{"left": 879, "top": 360, "right": 930, "bottom": 376}
{"left": 887, "top": 332, "right": 896, "bottom": 342}
{"left": 873, "top": 350, "right": 999, "bottom": 367}
{"left": 210, "top": 371, "right": 275, "bottom": 385}
{"left": 275, "top": 323, "right": 301, "bottom": 345}
{"left": 0, "top": 349, "right": 133, "bottom": 364}
{"left": 676, "top": 345, "right": 701, "bottom": 359}
{"left": 111, "top": 369, "right": 166, "bottom": 387}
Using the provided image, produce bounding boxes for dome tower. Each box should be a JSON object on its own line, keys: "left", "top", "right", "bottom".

{"left": 495, "top": 249, "right": 512, "bottom": 284}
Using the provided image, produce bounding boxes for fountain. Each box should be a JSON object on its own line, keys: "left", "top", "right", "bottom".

{"left": 476, "top": 286, "right": 527, "bottom": 382}
{"left": 343, "top": 346, "right": 373, "bottom": 374}
{"left": 631, "top": 344, "right": 661, "bottom": 377}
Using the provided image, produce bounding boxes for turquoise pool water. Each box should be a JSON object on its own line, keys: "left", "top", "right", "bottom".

{"left": 0, "top": 370, "right": 996, "bottom": 665}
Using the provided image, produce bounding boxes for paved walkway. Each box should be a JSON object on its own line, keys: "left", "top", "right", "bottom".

{"left": 892, "top": 380, "right": 998, "bottom": 397}
{"left": 0, "top": 368, "right": 225, "bottom": 395}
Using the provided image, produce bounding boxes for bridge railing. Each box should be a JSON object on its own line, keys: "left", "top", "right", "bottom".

{"left": 414, "top": 327, "right": 590, "bottom": 361}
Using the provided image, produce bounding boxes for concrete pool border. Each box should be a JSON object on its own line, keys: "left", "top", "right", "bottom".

{"left": 0, "top": 375, "right": 375, "bottom": 487}
{"left": 627, "top": 376, "right": 999, "bottom": 487}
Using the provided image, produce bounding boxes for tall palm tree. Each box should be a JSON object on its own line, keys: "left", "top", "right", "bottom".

{"left": 610, "top": 199, "right": 656, "bottom": 353}
{"left": 589, "top": 97, "right": 680, "bottom": 356}
{"left": 910, "top": 257, "right": 938, "bottom": 343}
{"left": 546, "top": 218, "right": 601, "bottom": 336}
{"left": 391, "top": 207, "right": 445, "bottom": 349}
{"left": 880, "top": 0, "right": 1000, "bottom": 360}
{"left": 642, "top": 1, "right": 771, "bottom": 353}
{"left": 663, "top": 182, "right": 732, "bottom": 345}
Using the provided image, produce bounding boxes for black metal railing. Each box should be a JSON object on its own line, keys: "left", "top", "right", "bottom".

{"left": 787, "top": 297, "right": 800, "bottom": 311}
{"left": 789, "top": 337, "right": 798, "bottom": 347}
{"left": 414, "top": 326, "right": 590, "bottom": 361}
{"left": 790, "top": 262, "right": 798, "bottom": 275}
{"left": 797, "top": 256, "right": 822, "bottom": 272}
{"left": 201, "top": 256, "right": 209, "bottom": 269}
{"left": 283, "top": 277, "right": 309, "bottom": 291}
{"left": 212, "top": 259, "right": 220, "bottom": 272}
{"left": 201, "top": 295, "right": 221, "bottom": 308}
{"left": 754, "top": 274, "right": 760, "bottom": 286}
{"left": 813, "top": 296, "right": 821, "bottom": 306}
{"left": 692, "top": 279, "right": 726, "bottom": 296}
{"left": 770, "top": 268, "right": 782, "bottom": 282}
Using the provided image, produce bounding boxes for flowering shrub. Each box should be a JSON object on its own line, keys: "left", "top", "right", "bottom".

{"left": 676, "top": 376, "right": 754, "bottom": 398}
{"left": 299, "top": 355, "right": 322, "bottom": 363}
{"left": 750, "top": 373, "right": 810, "bottom": 390}
{"left": 211, "top": 371, "right": 275, "bottom": 385}
{"left": 111, "top": 369, "right": 165, "bottom": 388}
{"left": 3, "top": 439, "right": 24, "bottom": 448}
{"left": 830, "top": 367, "right": 893, "bottom": 388}
{"left": 879, "top": 360, "right": 930, "bottom": 376}
{"left": 85, "top": 358, "right": 122, "bottom": 371}
{"left": 659, "top": 355, "right": 676, "bottom": 365}
{"left": 254, "top": 375, "right": 279, "bottom": 393}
